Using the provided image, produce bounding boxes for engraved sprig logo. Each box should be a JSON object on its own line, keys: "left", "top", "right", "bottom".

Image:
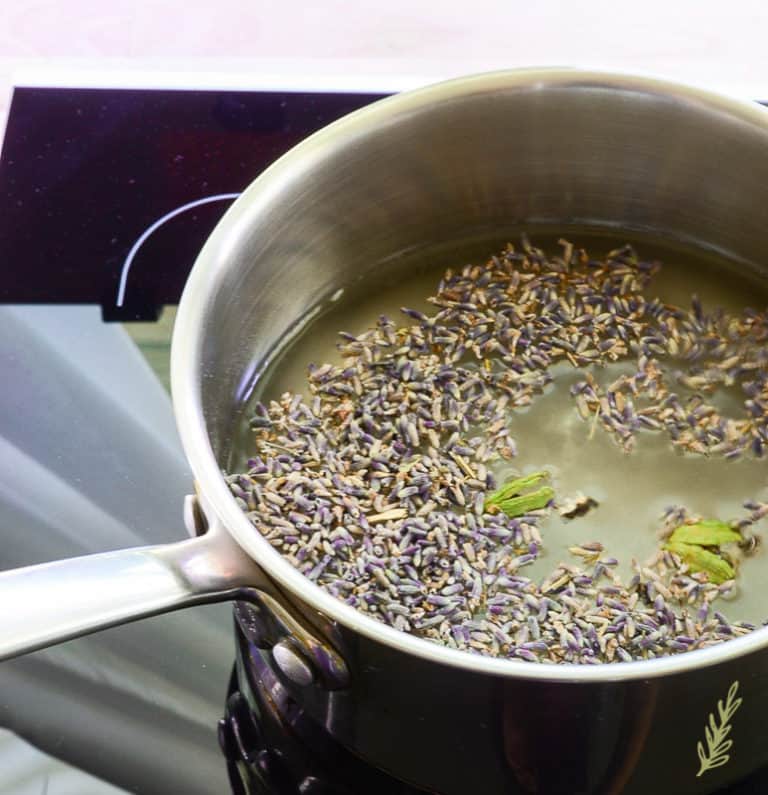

{"left": 696, "top": 681, "right": 742, "bottom": 777}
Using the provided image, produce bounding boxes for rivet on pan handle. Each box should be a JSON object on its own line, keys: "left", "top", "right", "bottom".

{"left": 234, "top": 594, "right": 350, "bottom": 691}
{"left": 186, "top": 490, "right": 350, "bottom": 692}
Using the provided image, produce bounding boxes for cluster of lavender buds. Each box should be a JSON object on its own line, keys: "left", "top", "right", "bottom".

{"left": 228, "top": 241, "right": 767, "bottom": 663}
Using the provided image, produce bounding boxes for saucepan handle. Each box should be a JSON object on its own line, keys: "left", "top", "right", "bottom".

{"left": 0, "top": 520, "right": 262, "bottom": 661}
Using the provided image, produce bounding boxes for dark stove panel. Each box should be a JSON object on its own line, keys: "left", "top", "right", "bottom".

{"left": 0, "top": 87, "right": 387, "bottom": 321}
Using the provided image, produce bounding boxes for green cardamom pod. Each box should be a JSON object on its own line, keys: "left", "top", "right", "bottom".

{"left": 669, "top": 520, "right": 741, "bottom": 547}
{"left": 497, "top": 486, "right": 555, "bottom": 518}
{"left": 664, "top": 540, "right": 736, "bottom": 584}
{"left": 485, "top": 471, "right": 549, "bottom": 510}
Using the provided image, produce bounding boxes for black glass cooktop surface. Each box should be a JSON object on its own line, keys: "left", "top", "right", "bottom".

{"left": 0, "top": 86, "right": 387, "bottom": 321}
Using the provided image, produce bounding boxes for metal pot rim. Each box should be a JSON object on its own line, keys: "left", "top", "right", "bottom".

{"left": 172, "top": 67, "right": 768, "bottom": 682}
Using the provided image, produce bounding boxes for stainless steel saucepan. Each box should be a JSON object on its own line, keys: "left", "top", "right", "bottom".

{"left": 3, "top": 70, "right": 768, "bottom": 794}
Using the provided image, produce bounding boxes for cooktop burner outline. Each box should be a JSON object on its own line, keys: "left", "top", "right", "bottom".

{"left": 116, "top": 191, "right": 241, "bottom": 307}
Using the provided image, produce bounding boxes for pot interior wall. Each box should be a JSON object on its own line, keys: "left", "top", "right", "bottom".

{"left": 194, "top": 75, "right": 768, "bottom": 463}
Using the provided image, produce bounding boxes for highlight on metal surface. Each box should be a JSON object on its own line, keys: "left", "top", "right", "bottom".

{"left": 116, "top": 193, "right": 241, "bottom": 307}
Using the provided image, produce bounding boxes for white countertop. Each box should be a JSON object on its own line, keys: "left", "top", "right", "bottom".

{"left": 3, "top": 0, "right": 768, "bottom": 129}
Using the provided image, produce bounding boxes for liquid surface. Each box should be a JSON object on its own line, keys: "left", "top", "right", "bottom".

{"left": 235, "top": 234, "right": 768, "bottom": 624}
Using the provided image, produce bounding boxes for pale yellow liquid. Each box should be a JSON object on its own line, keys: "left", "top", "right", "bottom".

{"left": 233, "top": 234, "right": 768, "bottom": 624}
